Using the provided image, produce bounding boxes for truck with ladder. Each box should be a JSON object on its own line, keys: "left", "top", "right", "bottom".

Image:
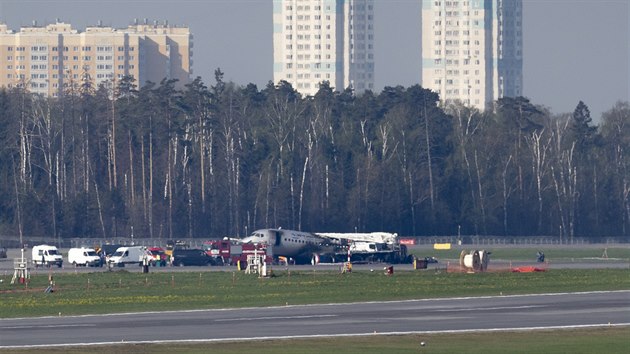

{"left": 314, "top": 232, "right": 411, "bottom": 264}
{"left": 202, "top": 239, "right": 272, "bottom": 266}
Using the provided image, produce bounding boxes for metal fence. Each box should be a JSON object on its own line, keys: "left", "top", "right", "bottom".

{"left": 409, "top": 236, "right": 629, "bottom": 246}
{"left": 1, "top": 234, "right": 628, "bottom": 249}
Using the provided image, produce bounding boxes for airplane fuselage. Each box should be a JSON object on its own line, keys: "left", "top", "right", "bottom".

{"left": 240, "top": 229, "right": 325, "bottom": 259}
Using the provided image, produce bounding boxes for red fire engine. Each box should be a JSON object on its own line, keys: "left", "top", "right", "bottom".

{"left": 202, "top": 240, "right": 271, "bottom": 266}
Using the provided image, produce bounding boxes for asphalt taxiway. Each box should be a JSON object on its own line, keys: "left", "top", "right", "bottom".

{"left": 1, "top": 290, "right": 629, "bottom": 348}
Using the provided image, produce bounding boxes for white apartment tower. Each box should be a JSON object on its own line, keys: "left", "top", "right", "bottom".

{"left": 273, "top": 0, "right": 374, "bottom": 96}
{"left": 421, "top": 0, "right": 523, "bottom": 110}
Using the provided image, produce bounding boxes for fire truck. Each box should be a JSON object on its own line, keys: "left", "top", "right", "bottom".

{"left": 202, "top": 239, "right": 271, "bottom": 266}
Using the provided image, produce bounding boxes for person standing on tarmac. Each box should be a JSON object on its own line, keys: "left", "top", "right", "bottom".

{"left": 142, "top": 253, "right": 150, "bottom": 273}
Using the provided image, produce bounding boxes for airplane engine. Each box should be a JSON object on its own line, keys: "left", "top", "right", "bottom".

{"left": 459, "top": 249, "right": 490, "bottom": 272}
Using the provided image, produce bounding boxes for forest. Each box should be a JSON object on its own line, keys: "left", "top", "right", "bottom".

{"left": 0, "top": 71, "right": 629, "bottom": 242}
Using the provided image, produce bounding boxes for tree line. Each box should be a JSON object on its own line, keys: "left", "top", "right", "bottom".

{"left": 1, "top": 71, "right": 629, "bottom": 242}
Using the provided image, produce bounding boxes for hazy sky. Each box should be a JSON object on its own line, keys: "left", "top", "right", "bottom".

{"left": 0, "top": 0, "right": 628, "bottom": 120}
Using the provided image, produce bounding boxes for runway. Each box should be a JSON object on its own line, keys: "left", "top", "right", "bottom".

{"left": 1, "top": 290, "right": 629, "bottom": 348}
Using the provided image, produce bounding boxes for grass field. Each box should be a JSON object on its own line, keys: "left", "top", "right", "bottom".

{"left": 1, "top": 268, "right": 629, "bottom": 318}
{"left": 1, "top": 246, "right": 629, "bottom": 353}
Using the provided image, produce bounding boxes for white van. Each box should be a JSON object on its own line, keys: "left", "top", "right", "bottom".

{"left": 108, "top": 246, "right": 150, "bottom": 267}
{"left": 32, "top": 245, "right": 63, "bottom": 268}
{"left": 68, "top": 247, "right": 102, "bottom": 267}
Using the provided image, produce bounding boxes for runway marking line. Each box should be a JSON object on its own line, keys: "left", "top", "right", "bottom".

{"left": 434, "top": 305, "right": 545, "bottom": 312}
{"left": 2, "top": 323, "right": 629, "bottom": 349}
{"left": 1, "top": 289, "right": 627, "bottom": 322}
{"left": 215, "top": 314, "right": 336, "bottom": 322}
{"left": 1, "top": 324, "right": 95, "bottom": 330}
{"left": 1, "top": 290, "right": 629, "bottom": 348}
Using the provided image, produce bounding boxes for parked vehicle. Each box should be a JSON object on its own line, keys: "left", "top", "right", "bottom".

{"left": 97, "top": 244, "right": 124, "bottom": 265}
{"left": 108, "top": 246, "right": 151, "bottom": 267}
{"left": 68, "top": 247, "right": 102, "bottom": 267}
{"left": 202, "top": 239, "right": 268, "bottom": 266}
{"left": 165, "top": 240, "right": 188, "bottom": 260}
{"left": 99, "top": 244, "right": 124, "bottom": 257}
{"left": 424, "top": 256, "right": 439, "bottom": 264}
{"left": 32, "top": 244, "right": 63, "bottom": 268}
{"left": 171, "top": 249, "right": 214, "bottom": 266}
{"left": 147, "top": 247, "right": 168, "bottom": 266}
{"left": 0, "top": 247, "right": 7, "bottom": 258}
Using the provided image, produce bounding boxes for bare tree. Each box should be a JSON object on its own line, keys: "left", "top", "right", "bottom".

{"left": 526, "top": 129, "right": 552, "bottom": 233}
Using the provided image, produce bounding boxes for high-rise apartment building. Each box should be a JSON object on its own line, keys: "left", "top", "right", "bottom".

{"left": 0, "top": 20, "right": 192, "bottom": 97}
{"left": 273, "top": 0, "right": 374, "bottom": 96}
{"left": 421, "top": 0, "right": 522, "bottom": 110}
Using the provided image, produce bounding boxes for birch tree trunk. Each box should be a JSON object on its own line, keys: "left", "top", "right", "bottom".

{"left": 502, "top": 155, "right": 513, "bottom": 235}
{"left": 128, "top": 131, "right": 135, "bottom": 206}
{"left": 149, "top": 126, "right": 154, "bottom": 239}
{"left": 423, "top": 109, "right": 435, "bottom": 213}
{"left": 473, "top": 150, "right": 487, "bottom": 234}
{"left": 12, "top": 158, "right": 23, "bottom": 246}
{"left": 298, "top": 157, "right": 309, "bottom": 230}
{"left": 527, "top": 130, "right": 551, "bottom": 233}
{"left": 111, "top": 95, "right": 117, "bottom": 189}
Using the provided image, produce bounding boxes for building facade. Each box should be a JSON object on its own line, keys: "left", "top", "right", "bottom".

{"left": 273, "top": 0, "right": 374, "bottom": 96}
{"left": 421, "top": 0, "right": 522, "bottom": 110}
{"left": 0, "top": 20, "right": 192, "bottom": 97}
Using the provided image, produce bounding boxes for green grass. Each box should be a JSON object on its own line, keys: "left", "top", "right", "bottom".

{"left": 1, "top": 268, "right": 628, "bottom": 318}
{"left": 1, "top": 265, "right": 628, "bottom": 353}
{"left": 1, "top": 327, "right": 629, "bottom": 354}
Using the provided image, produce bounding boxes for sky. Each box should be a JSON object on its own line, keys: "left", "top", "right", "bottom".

{"left": 0, "top": 0, "right": 628, "bottom": 121}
